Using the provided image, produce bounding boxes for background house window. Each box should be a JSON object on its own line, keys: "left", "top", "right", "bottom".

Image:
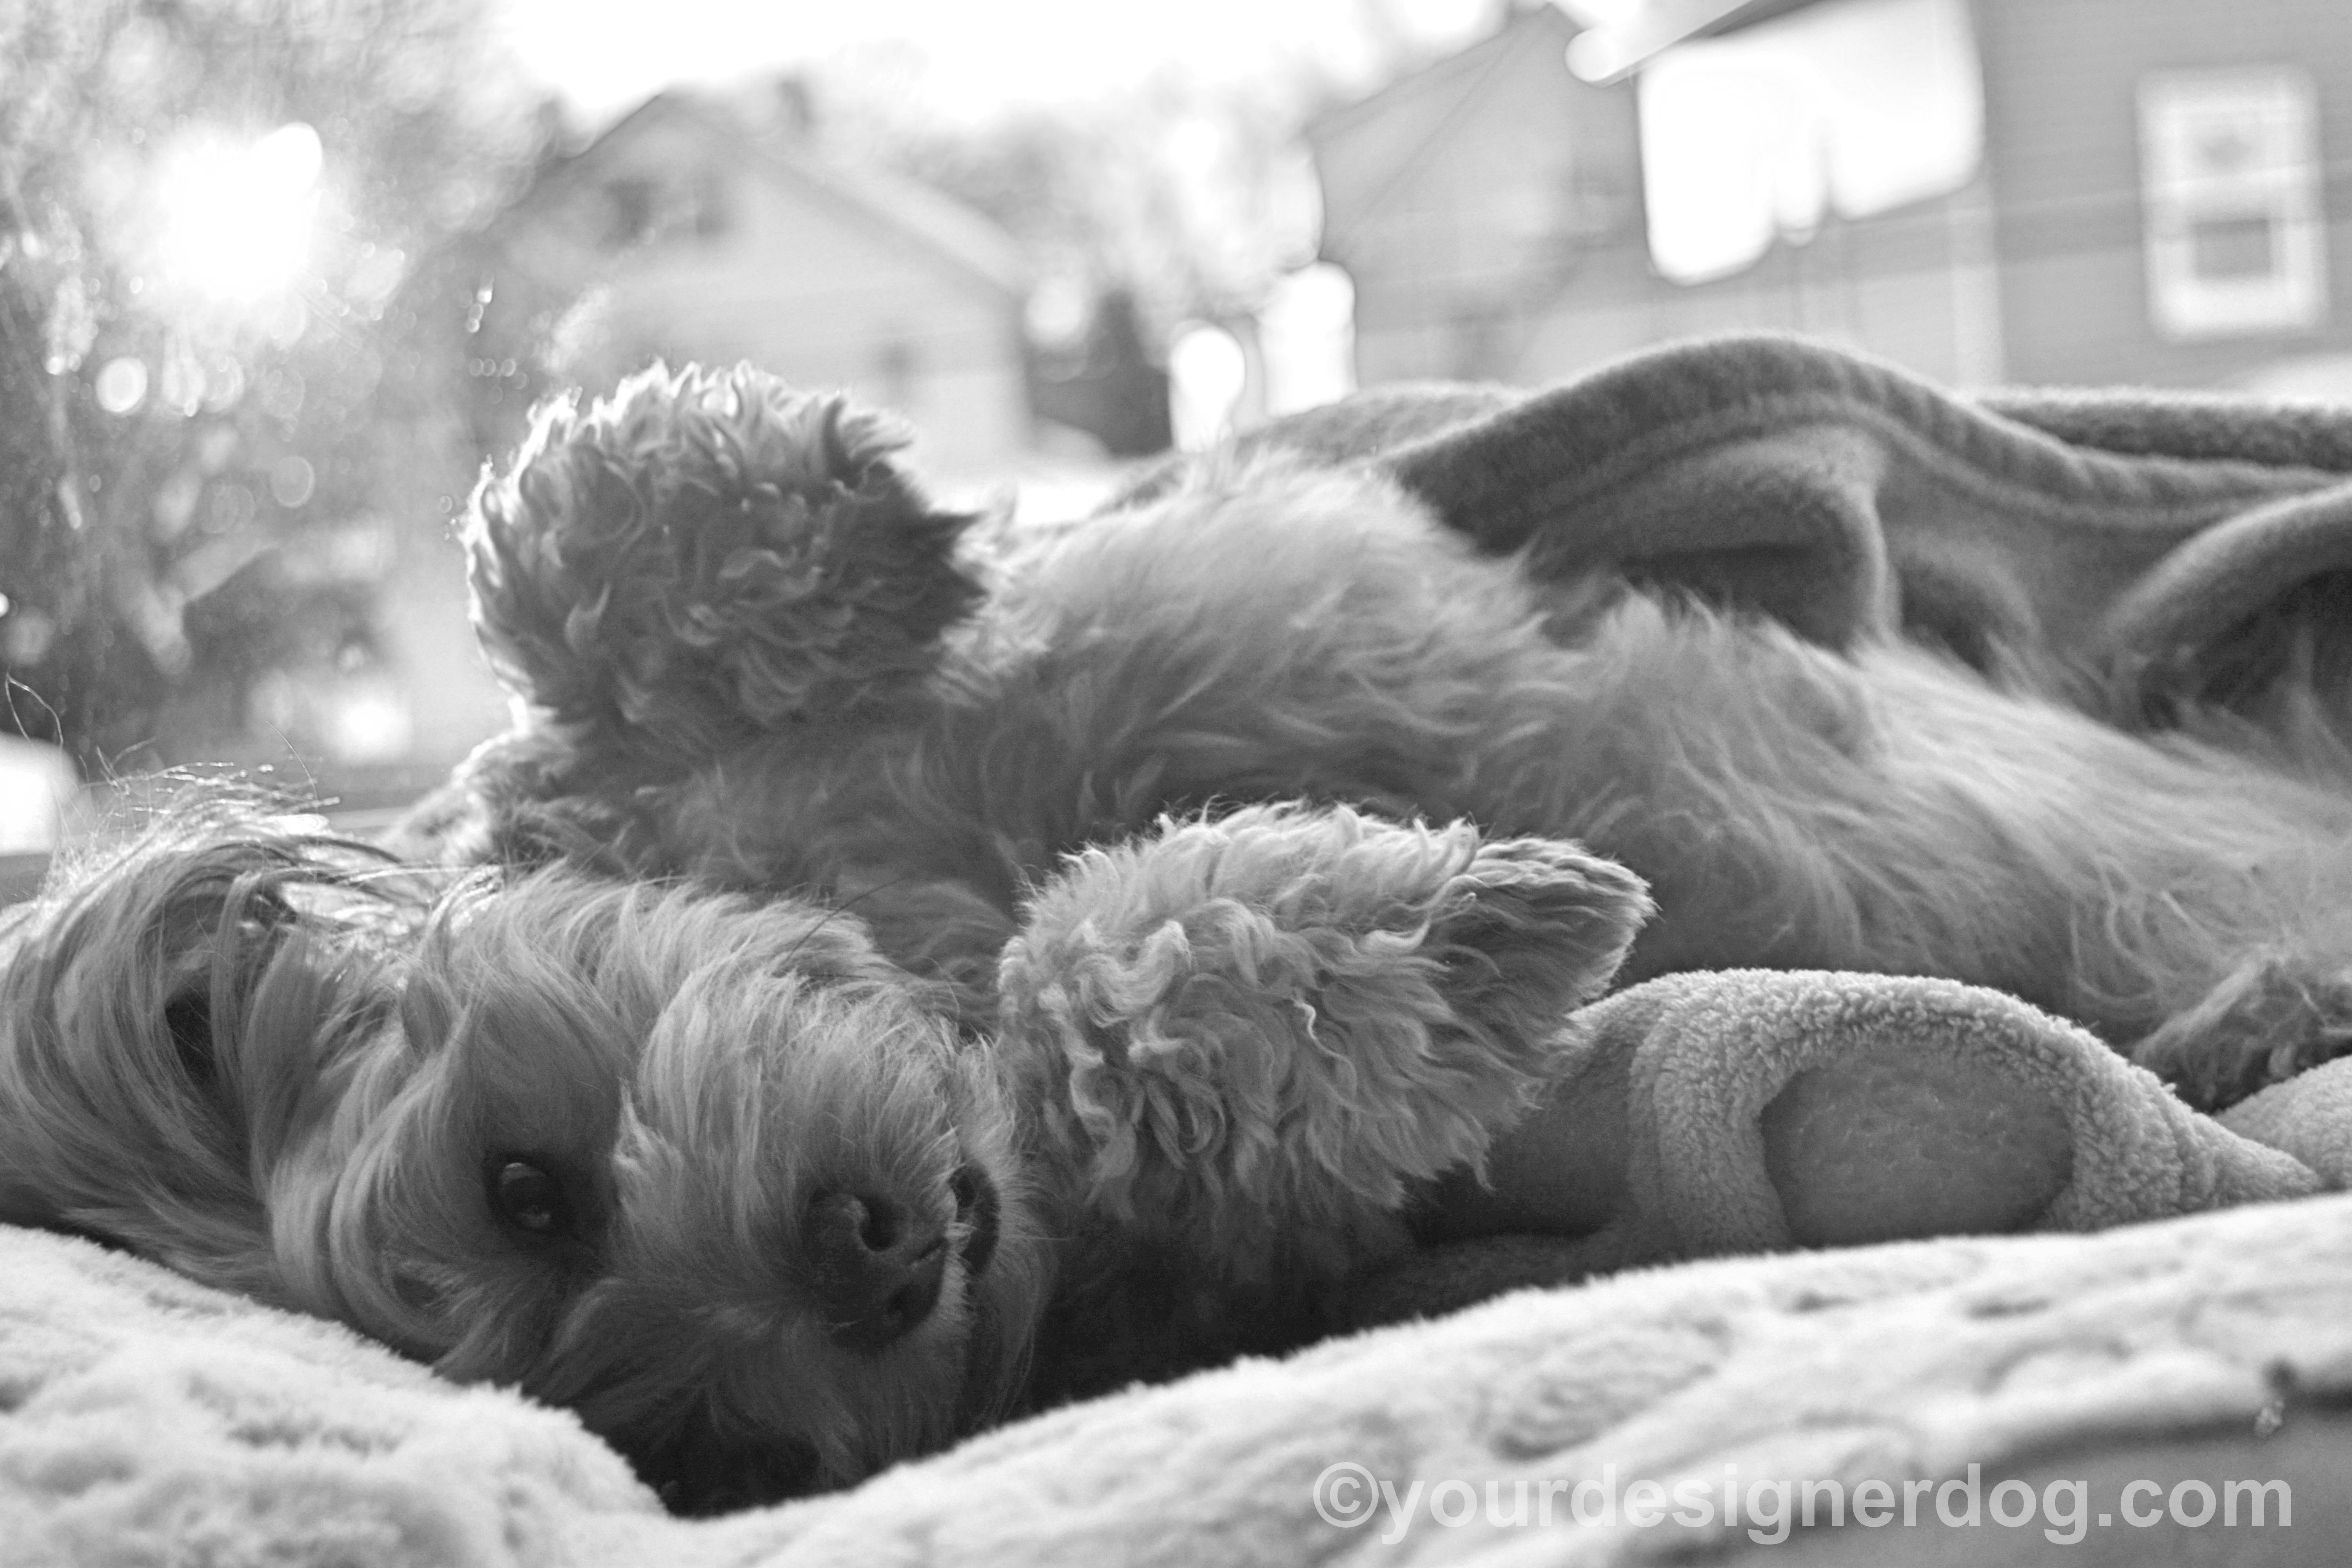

{"left": 690, "top": 174, "right": 731, "bottom": 240}
{"left": 601, "top": 172, "right": 729, "bottom": 249}
{"left": 604, "top": 177, "right": 655, "bottom": 249}
{"left": 2139, "top": 68, "right": 2327, "bottom": 339}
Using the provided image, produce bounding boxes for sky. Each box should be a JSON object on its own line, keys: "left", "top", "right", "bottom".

{"left": 493, "top": 0, "right": 1509, "bottom": 124}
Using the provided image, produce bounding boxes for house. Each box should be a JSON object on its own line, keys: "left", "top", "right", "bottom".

{"left": 1309, "top": 4, "right": 1677, "bottom": 387}
{"left": 1308, "top": 0, "right": 2352, "bottom": 394}
{"left": 230, "top": 95, "right": 1042, "bottom": 807}
{"left": 1308, "top": 1, "right": 2002, "bottom": 389}
{"left": 468, "top": 91, "right": 1033, "bottom": 478}
{"left": 1974, "top": 0, "right": 2352, "bottom": 390}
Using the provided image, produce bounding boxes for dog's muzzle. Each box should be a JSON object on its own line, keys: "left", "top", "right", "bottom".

{"left": 807, "top": 1163, "right": 999, "bottom": 1352}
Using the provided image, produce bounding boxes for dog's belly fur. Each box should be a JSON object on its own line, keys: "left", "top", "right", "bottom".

{"left": 597, "top": 463, "right": 2352, "bottom": 1085}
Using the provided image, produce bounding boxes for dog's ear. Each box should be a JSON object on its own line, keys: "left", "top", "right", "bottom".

{"left": 0, "top": 822, "right": 399, "bottom": 1297}
{"left": 997, "top": 806, "right": 1651, "bottom": 1279}
{"left": 1423, "top": 832, "right": 1654, "bottom": 1060}
{"left": 466, "top": 362, "right": 987, "bottom": 762}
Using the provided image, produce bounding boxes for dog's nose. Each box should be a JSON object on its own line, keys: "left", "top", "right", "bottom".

{"left": 806, "top": 1190, "right": 947, "bottom": 1352}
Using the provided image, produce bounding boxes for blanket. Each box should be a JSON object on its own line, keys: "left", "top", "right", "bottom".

{"left": 11, "top": 332, "right": 2352, "bottom": 1563}
{"left": 9, "top": 1189, "right": 2352, "bottom": 1564}
{"left": 1371, "top": 970, "right": 2320, "bottom": 1323}
{"left": 1241, "top": 334, "right": 2352, "bottom": 724}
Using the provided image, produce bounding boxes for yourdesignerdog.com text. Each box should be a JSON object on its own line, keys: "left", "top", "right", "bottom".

{"left": 1311, "top": 1461, "right": 2292, "bottom": 1546}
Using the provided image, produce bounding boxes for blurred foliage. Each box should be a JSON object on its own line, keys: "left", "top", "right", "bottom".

{"left": 0, "top": 0, "right": 538, "bottom": 773}
{"left": 1027, "top": 285, "right": 1172, "bottom": 459}
{"left": 804, "top": 76, "right": 1328, "bottom": 459}
{"left": 442, "top": 75, "right": 1322, "bottom": 470}
{"left": 822, "top": 75, "right": 1325, "bottom": 340}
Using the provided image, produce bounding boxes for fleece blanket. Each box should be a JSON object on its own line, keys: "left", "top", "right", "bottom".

{"left": 1200, "top": 332, "right": 2352, "bottom": 725}
{"left": 1374, "top": 971, "right": 2322, "bottom": 1321}
{"left": 9, "top": 1189, "right": 2352, "bottom": 1564}
{"left": 13, "top": 332, "right": 2352, "bottom": 1563}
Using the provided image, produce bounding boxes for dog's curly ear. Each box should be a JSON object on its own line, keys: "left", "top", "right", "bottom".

{"left": 0, "top": 820, "right": 400, "bottom": 1297}
{"left": 1423, "top": 832, "right": 1655, "bottom": 1063}
{"left": 466, "top": 361, "right": 987, "bottom": 760}
{"left": 996, "top": 806, "right": 1652, "bottom": 1279}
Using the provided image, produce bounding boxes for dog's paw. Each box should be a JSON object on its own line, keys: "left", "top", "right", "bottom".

{"left": 995, "top": 804, "right": 1650, "bottom": 1277}
{"left": 466, "top": 362, "right": 985, "bottom": 757}
{"left": 2133, "top": 955, "right": 2352, "bottom": 1110}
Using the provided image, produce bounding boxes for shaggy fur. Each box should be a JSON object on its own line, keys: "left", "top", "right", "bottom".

{"left": 444, "top": 363, "right": 2352, "bottom": 1109}
{"left": 0, "top": 795, "right": 1643, "bottom": 1510}
{"left": 9, "top": 358, "right": 2352, "bottom": 1511}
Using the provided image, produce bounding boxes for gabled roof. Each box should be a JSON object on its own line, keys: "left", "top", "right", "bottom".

{"left": 1306, "top": 0, "right": 1841, "bottom": 256}
{"left": 1307, "top": 4, "right": 1580, "bottom": 151}
{"left": 1565, "top": 0, "right": 1834, "bottom": 81}
{"left": 499, "top": 93, "right": 1024, "bottom": 299}
{"left": 1307, "top": 5, "right": 1583, "bottom": 259}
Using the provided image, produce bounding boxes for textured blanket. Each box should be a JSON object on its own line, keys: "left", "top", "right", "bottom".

{"left": 11, "top": 332, "right": 2352, "bottom": 1563}
{"left": 9, "top": 1192, "right": 2352, "bottom": 1564}
{"left": 1212, "top": 332, "right": 2352, "bottom": 728}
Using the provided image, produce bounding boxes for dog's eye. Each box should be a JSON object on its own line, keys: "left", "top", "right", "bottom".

{"left": 485, "top": 1156, "right": 573, "bottom": 1238}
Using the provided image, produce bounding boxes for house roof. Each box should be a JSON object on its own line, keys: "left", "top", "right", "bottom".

{"left": 502, "top": 93, "right": 1025, "bottom": 299}
{"left": 1564, "top": 0, "right": 1835, "bottom": 81}
{"left": 1307, "top": 4, "right": 1578, "bottom": 151}
{"left": 1307, "top": 0, "right": 1846, "bottom": 256}
{"left": 1307, "top": 5, "right": 1583, "bottom": 260}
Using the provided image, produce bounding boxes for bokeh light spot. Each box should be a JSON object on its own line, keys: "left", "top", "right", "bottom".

{"left": 207, "top": 483, "right": 257, "bottom": 532}
{"left": 155, "top": 122, "right": 323, "bottom": 303}
{"left": 95, "top": 356, "right": 149, "bottom": 415}
{"left": 270, "top": 455, "right": 317, "bottom": 508}
{"left": 200, "top": 352, "right": 247, "bottom": 412}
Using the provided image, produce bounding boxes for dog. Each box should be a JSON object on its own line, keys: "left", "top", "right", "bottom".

{"left": 6, "top": 359, "right": 2352, "bottom": 1509}
{"left": 0, "top": 793, "right": 1643, "bottom": 1511}
{"left": 431, "top": 362, "right": 2352, "bottom": 1107}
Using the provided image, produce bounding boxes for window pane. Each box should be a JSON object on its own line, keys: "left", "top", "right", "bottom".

{"left": 2187, "top": 214, "right": 2280, "bottom": 282}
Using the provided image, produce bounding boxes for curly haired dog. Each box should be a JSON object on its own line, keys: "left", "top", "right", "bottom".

{"left": 432, "top": 363, "right": 2352, "bottom": 1106}
{"left": 0, "top": 796, "right": 1641, "bottom": 1510}
{"left": 6, "top": 360, "right": 2352, "bottom": 1511}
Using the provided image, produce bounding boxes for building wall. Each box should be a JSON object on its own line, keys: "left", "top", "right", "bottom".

{"left": 1319, "top": 7, "right": 2000, "bottom": 391}
{"left": 1501, "top": 181, "right": 1998, "bottom": 388}
{"left": 370, "top": 103, "right": 1039, "bottom": 781}
{"left": 1978, "top": 0, "right": 2352, "bottom": 387}
{"left": 1319, "top": 10, "right": 1648, "bottom": 385}
{"left": 601, "top": 174, "right": 1028, "bottom": 477}
{"left": 501, "top": 109, "right": 1030, "bottom": 479}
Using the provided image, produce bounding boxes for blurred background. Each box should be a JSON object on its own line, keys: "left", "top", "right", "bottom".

{"left": 4, "top": 0, "right": 2349, "bottom": 865}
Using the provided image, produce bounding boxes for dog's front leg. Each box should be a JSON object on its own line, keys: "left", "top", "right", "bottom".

{"left": 993, "top": 804, "right": 1651, "bottom": 1295}
{"left": 2133, "top": 951, "right": 2352, "bottom": 1110}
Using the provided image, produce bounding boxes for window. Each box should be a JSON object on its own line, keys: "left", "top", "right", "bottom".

{"left": 604, "top": 178, "right": 655, "bottom": 249}
{"left": 601, "top": 172, "right": 730, "bottom": 250}
{"left": 2139, "top": 68, "right": 2328, "bottom": 339}
{"left": 690, "top": 174, "right": 731, "bottom": 240}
